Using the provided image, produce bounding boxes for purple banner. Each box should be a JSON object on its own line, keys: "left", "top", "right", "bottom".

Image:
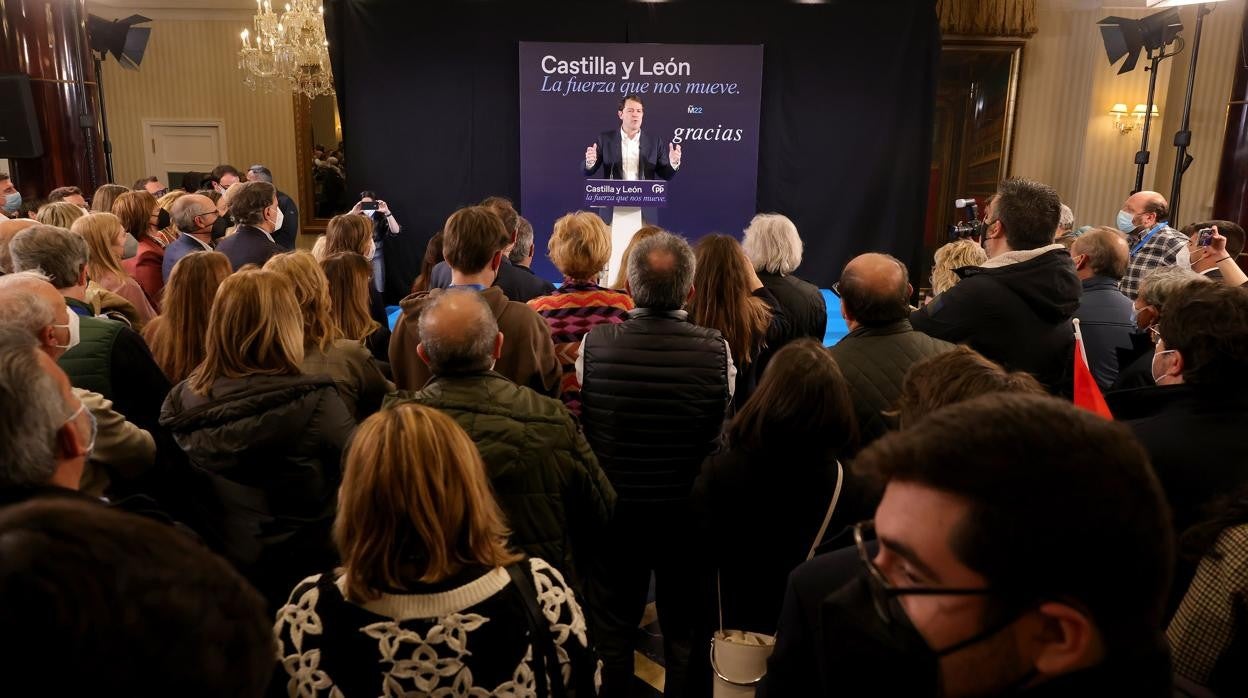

{"left": 519, "top": 42, "right": 764, "bottom": 281}
{"left": 583, "top": 179, "right": 670, "bottom": 208}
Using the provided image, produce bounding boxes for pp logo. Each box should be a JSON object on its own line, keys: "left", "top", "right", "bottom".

{"left": 686, "top": 105, "right": 703, "bottom": 114}
{"left": 651, "top": 184, "right": 665, "bottom": 194}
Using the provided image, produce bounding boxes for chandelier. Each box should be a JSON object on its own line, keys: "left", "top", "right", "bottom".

{"left": 238, "top": 0, "right": 335, "bottom": 98}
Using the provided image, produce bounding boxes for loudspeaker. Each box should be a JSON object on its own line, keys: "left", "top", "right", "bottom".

{"left": 0, "top": 74, "right": 45, "bottom": 159}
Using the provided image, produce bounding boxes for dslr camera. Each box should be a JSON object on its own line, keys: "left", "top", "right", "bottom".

{"left": 949, "top": 198, "right": 985, "bottom": 242}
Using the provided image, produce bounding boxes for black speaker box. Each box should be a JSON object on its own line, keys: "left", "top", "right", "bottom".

{"left": 0, "top": 74, "right": 45, "bottom": 159}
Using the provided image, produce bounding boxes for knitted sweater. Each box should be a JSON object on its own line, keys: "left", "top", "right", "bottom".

{"left": 273, "top": 558, "right": 601, "bottom": 696}
{"left": 528, "top": 280, "right": 633, "bottom": 416}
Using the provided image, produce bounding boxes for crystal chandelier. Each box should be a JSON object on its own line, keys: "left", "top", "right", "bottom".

{"left": 238, "top": 0, "right": 335, "bottom": 98}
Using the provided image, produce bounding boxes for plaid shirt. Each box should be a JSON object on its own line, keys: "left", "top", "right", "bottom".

{"left": 1168, "top": 524, "right": 1248, "bottom": 687}
{"left": 1120, "top": 224, "right": 1187, "bottom": 300}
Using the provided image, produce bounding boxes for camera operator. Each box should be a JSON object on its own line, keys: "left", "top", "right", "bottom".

{"left": 350, "top": 190, "right": 401, "bottom": 295}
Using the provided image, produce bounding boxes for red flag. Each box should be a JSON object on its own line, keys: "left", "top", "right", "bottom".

{"left": 1073, "top": 319, "right": 1113, "bottom": 419}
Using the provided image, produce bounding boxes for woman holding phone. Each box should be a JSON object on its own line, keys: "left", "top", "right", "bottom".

{"left": 351, "top": 190, "right": 401, "bottom": 297}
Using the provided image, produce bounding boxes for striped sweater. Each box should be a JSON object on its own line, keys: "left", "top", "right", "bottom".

{"left": 528, "top": 280, "right": 634, "bottom": 416}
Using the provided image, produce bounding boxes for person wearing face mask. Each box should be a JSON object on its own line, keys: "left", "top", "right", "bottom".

{"left": 1178, "top": 220, "right": 1246, "bottom": 283}
{"left": 162, "top": 194, "right": 221, "bottom": 282}
{"left": 911, "top": 179, "right": 1081, "bottom": 396}
{"left": 245, "top": 164, "right": 299, "bottom": 250}
{"left": 1068, "top": 228, "right": 1135, "bottom": 390}
{"left": 387, "top": 288, "right": 615, "bottom": 580}
{"left": 114, "top": 191, "right": 169, "bottom": 312}
{"left": 214, "top": 181, "right": 284, "bottom": 271}
{"left": 1116, "top": 190, "right": 1188, "bottom": 300}
{"left": 760, "top": 393, "right": 1174, "bottom": 698}
{"left": 0, "top": 173, "right": 21, "bottom": 219}
{"left": 8, "top": 225, "right": 171, "bottom": 437}
{"left": 1108, "top": 266, "right": 1211, "bottom": 392}
{"left": 0, "top": 273, "right": 156, "bottom": 497}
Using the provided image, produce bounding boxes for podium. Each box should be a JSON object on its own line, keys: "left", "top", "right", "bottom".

{"left": 583, "top": 178, "right": 670, "bottom": 283}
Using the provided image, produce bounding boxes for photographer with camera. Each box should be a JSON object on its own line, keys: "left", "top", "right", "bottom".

{"left": 911, "top": 179, "right": 1081, "bottom": 396}
{"left": 350, "top": 190, "right": 401, "bottom": 296}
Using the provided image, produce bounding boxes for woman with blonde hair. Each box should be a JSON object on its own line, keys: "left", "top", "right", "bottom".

{"left": 691, "top": 233, "right": 787, "bottom": 408}
{"left": 264, "top": 251, "right": 390, "bottom": 420}
{"left": 92, "top": 184, "right": 136, "bottom": 258}
{"left": 311, "top": 212, "right": 373, "bottom": 261}
{"left": 160, "top": 269, "right": 354, "bottom": 607}
{"left": 114, "top": 190, "right": 167, "bottom": 311}
{"left": 35, "top": 201, "right": 86, "bottom": 229}
{"left": 274, "top": 403, "right": 599, "bottom": 696}
{"left": 71, "top": 212, "right": 158, "bottom": 325}
{"left": 612, "top": 224, "right": 663, "bottom": 290}
{"left": 143, "top": 251, "right": 232, "bottom": 383}
{"left": 742, "top": 213, "right": 827, "bottom": 341}
{"left": 930, "top": 238, "right": 987, "bottom": 297}
{"left": 321, "top": 251, "right": 391, "bottom": 364}
{"left": 528, "top": 211, "right": 633, "bottom": 415}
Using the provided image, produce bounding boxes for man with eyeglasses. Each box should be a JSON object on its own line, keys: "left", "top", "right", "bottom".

{"left": 163, "top": 194, "right": 221, "bottom": 282}
{"left": 1108, "top": 266, "right": 1211, "bottom": 391}
{"left": 759, "top": 393, "right": 1173, "bottom": 697}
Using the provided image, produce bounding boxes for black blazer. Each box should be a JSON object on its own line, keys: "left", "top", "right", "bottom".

{"left": 216, "top": 224, "right": 283, "bottom": 272}
{"left": 582, "top": 129, "right": 678, "bottom": 181}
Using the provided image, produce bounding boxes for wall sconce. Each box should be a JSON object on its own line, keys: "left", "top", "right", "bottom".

{"left": 1109, "top": 102, "right": 1160, "bottom": 135}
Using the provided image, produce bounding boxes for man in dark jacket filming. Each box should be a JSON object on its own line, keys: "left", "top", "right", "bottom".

{"left": 911, "top": 178, "right": 1081, "bottom": 395}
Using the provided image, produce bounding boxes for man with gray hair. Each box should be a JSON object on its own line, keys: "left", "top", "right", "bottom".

{"left": 0, "top": 272, "right": 155, "bottom": 495}
{"left": 577, "top": 231, "right": 733, "bottom": 697}
{"left": 245, "top": 164, "right": 299, "bottom": 250}
{"left": 1111, "top": 265, "right": 1214, "bottom": 390}
{"left": 8, "top": 225, "right": 170, "bottom": 434}
{"left": 162, "top": 194, "right": 220, "bottom": 281}
{"left": 0, "top": 324, "right": 94, "bottom": 498}
{"left": 507, "top": 215, "right": 556, "bottom": 298}
{"left": 742, "top": 212, "right": 827, "bottom": 341}
{"left": 388, "top": 288, "right": 615, "bottom": 582}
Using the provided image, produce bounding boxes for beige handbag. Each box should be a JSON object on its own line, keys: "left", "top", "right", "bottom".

{"left": 709, "top": 461, "right": 844, "bottom": 697}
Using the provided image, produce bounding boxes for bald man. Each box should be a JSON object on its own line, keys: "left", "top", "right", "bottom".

{"left": 163, "top": 193, "right": 222, "bottom": 281}
{"left": 1070, "top": 228, "right": 1135, "bottom": 389}
{"left": 0, "top": 217, "right": 36, "bottom": 274}
{"left": 389, "top": 288, "right": 615, "bottom": 582}
{"left": 829, "top": 253, "right": 955, "bottom": 448}
{"left": 1116, "top": 190, "right": 1187, "bottom": 300}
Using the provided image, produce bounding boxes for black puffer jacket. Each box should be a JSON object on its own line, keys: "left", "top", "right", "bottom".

{"left": 160, "top": 374, "right": 355, "bottom": 606}
{"left": 580, "top": 309, "right": 731, "bottom": 508}
{"left": 387, "top": 372, "right": 616, "bottom": 581}
{"left": 910, "top": 246, "right": 1081, "bottom": 395}
{"left": 758, "top": 271, "right": 827, "bottom": 343}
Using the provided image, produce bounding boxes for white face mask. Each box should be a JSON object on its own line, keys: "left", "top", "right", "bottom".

{"left": 53, "top": 311, "right": 81, "bottom": 351}
{"left": 1175, "top": 245, "right": 1192, "bottom": 270}
{"left": 270, "top": 204, "right": 284, "bottom": 231}
{"left": 1151, "top": 348, "right": 1178, "bottom": 384}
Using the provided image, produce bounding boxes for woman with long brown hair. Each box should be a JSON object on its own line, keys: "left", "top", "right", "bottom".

{"left": 410, "top": 230, "right": 444, "bottom": 294}
{"left": 265, "top": 251, "right": 390, "bottom": 420}
{"left": 273, "top": 403, "right": 599, "bottom": 696}
{"left": 71, "top": 212, "right": 158, "bottom": 326}
{"left": 690, "top": 234, "right": 787, "bottom": 408}
{"left": 143, "top": 251, "right": 232, "bottom": 383}
{"left": 114, "top": 190, "right": 167, "bottom": 311}
{"left": 160, "top": 269, "right": 354, "bottom": 607}
{"left": 321, "top": 251, "right": 391, "bottom": 364}
{"left": 311, "top": 212, "right": 373, "bottom": 261}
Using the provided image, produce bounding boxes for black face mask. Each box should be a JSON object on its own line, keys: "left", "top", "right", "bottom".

{"left": 156, "top": 208, "right": 172, "bottom": 230}
{"left": 817, "top": 574, "right": 1036, "bottom": 697}
{"left": 211, "top": 213, "right": 232, "bottom": 240}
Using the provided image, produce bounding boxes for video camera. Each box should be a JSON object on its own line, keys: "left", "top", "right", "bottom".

{"left": 949, "top": 198, "right": 985, "bottom": 242}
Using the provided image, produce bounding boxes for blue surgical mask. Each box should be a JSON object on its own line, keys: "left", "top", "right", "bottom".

{"left": 1116, "top": 210, "right": 1136, "bottom": 234}
{"left": 3, "top": 191, "right": 21, "bottom": 213}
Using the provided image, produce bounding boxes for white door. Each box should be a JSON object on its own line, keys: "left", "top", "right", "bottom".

{"left": 142, "top": 121, "right": 227, "bottom": 190}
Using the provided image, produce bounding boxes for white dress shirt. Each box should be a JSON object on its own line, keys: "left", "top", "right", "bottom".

{"left": 620, "top": 128, "right": 641, "bottom": 180}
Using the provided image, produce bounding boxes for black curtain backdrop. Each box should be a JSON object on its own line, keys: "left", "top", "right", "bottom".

{"left": 326, "top": 0, "right": 939, "bottom": 298}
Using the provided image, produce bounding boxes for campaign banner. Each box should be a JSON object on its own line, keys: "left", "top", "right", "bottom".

{"left": 583, "top": 179, "right": 670, "bottom": 208}
{"left": 519, "top": 41, "right": 764, "bottom": 281}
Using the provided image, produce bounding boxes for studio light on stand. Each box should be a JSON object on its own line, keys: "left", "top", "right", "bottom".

{"left": 1098, "top": 8, "right": 1183, "bottom": 195}
{"left": 87, "top": 14, "right": 152, "bottom": 183}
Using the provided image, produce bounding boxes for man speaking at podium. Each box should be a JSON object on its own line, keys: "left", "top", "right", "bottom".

{"left": 583, "top": 95, "right": 682, "bottom": 279}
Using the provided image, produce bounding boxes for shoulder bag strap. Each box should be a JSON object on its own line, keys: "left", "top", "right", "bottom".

{"left": 506, "top": 562, "right": 568, "bottom": 698}
{"left": 806, "top": 460, "right": 845, "bottom": 561}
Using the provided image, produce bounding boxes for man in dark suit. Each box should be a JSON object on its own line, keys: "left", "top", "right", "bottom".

{"left": 583, "top": 95, "right": 681, "bottom": 181}
{"left": 246, "top": 164, "right": 299, "bottom": 250}
{"left": 162, "top": 194, "right": 219, "bottom": 281}
{"left": 216, "top": 181, "right": 283, "bottom": 271}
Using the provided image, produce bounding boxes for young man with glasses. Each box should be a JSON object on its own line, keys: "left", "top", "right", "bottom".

{"left": 759, "top": 393, "right": 1174, "bottom": 697}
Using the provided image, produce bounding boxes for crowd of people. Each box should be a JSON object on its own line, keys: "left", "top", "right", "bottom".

{"left": 0, "top": 167, "right": 1246, "bottom": 698}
